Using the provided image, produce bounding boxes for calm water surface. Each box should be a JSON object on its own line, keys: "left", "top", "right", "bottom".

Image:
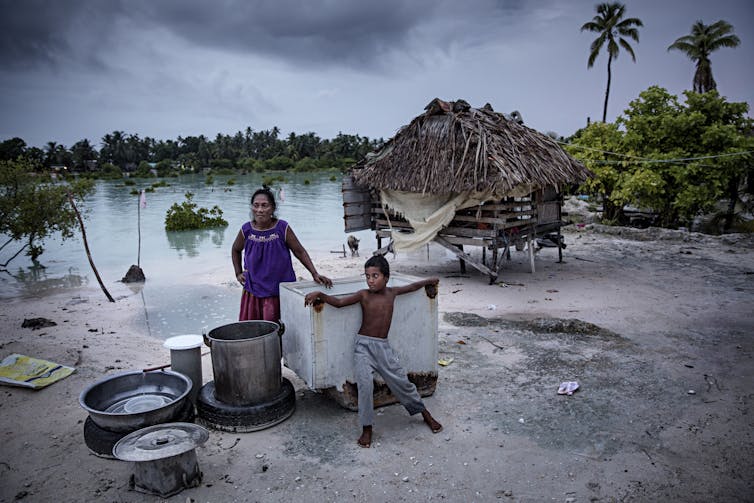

{"left": 0, "top": 172, "right": 377, "bottom": 338}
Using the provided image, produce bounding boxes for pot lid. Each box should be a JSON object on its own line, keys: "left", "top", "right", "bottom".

{"left": 113, "top": 422, "right": 208, "bottom": 462}
{"left": 163, "top": 334, "right": 203, "bottom": 350}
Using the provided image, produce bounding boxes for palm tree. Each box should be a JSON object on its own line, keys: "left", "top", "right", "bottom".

{"left": 581, "top": 2, "right": 643, "bottom": 122}
{"left": 667, "top": 20, "right": 740, "bottom": 93}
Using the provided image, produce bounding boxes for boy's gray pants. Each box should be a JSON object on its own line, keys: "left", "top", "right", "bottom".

{"left": 354, "top": 334, "right": 425, "bottom": 427}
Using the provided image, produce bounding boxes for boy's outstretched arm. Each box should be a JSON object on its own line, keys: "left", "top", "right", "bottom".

{"left": 392, "top": 277, "right": 440, "bottom": 296}
{"left": 304, "top": 290, "right": 363, "bottom": 308}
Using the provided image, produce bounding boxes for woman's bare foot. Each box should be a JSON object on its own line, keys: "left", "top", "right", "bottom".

{"left": 421, "top": 409, "right": 443, "bottom": 433}
{"left": 358, "top": 425, "right": 372, "bottom": 448}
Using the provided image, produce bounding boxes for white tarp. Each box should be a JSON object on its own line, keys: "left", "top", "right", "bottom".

{"left": 380, "top": 185, "right": 531, "bottom": 252}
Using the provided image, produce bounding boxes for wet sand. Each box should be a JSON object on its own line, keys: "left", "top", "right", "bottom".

{"left": 1, "top": 224, "right": 752, "bottom": 502}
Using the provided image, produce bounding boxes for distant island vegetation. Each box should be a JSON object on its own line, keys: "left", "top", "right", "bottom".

{"left": 0, "top": 126, "right": 384, "bottom": 178}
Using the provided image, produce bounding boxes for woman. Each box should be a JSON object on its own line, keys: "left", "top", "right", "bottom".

{"left": 231, "top": 186, "right": 332, "bottom": 321}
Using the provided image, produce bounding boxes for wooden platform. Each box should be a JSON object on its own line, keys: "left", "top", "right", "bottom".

{"left": 342, "top": 176, "right": 565, "bottom": 283}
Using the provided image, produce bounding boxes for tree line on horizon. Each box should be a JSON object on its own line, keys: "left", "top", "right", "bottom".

{"left": 0, "top": 126, "right": 386, "bottom": 176}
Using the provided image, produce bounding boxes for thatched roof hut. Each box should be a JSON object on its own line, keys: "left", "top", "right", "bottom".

{"left": 353, "top": 98, "right": 590, "bottom": 195}
{"left": 344, "top": 98, "right": 591, "bottom": 282}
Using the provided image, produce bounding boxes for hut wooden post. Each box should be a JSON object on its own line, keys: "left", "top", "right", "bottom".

{"left": 527, "top": 233, "right": 536, "bottom": 273}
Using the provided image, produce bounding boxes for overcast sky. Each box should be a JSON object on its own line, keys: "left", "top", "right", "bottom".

{"left": 1, "top": 0, "right": 752, "bottom": 149}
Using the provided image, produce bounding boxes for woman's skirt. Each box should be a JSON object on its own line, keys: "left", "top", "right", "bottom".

{"left": 239, "top": 290, "right": 280, "bottom": 322}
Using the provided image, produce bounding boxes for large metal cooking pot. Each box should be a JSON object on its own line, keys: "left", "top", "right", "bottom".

{"left": 204, "top": 321, "right": 284, "bottom": 405}
{"left": 79, "top": 370, "right": 192, "bottom": 433}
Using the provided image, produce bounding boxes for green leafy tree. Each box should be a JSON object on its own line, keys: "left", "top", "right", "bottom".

{"left": 0, "top": 158, "right": 94, "bottom": 267}
{"left": 566, "top": 122, "right": 626, "bottom": 222}
{"left": 44, "top": 141, "right": 71, "bottom": 168}
{"left": 70, "top": 139, "right": 98, "bottom": 172}
{"left": 100, "top": 131, "right": 127, "bottom": 168}
{"left": 134, "top": 161, "right": 154, "bottom": 178}
{"left": 0, "top": 138, "right": 27, "bottom": 161}
{"left": 155, "top": 159, "right": 174, "bottom": 177}
{"left": 153, "top": 139, "right": 179, "bottom": 162}
{"left": 569, "top": 86, "right": 753, "bottom": 230}
{"left": 668, "top": 20, "right": 741, "bottom": 93}
{"left": 99, "top": 162, "right": 123, "bottom": 179}
{"left": 581, "top": 2, "right": 643, "bottom": 123}
{"left": 164, "top": 192, "right": 228, "bottom": 231}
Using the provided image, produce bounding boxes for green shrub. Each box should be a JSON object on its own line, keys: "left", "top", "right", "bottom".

{"left": 261, "top": 175, "right": 285, "bottom": 187}
{"left": 155, "top": 159, "right": 175, "bottom": 177}
{"left": 99, "top": 163, "right": 122, "bottom": 179}
{"left": 165, "top": 192, "right": 228, "bottom": 231}
{"left": 134, "top": 161, "right": 155, "bottom": 178}
{"left": 210, "top": 159, "right": 234, "bottom": 171}
{"left": 293, "top": 157, "right": 318, "bottom": 172}
{"left": 264, "top": 156, "right": 294, "bottom": 171}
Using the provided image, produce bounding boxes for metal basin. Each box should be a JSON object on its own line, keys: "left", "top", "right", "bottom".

{"left": 79, "top": 370, "right": 192, "bottom": 433}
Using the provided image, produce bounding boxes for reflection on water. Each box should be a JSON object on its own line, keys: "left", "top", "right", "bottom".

{"left": 0, "top": 172, "right": 377, "bottom": 338}
{"left": 2, "top": 265, "right": 88, "bottom": 299}
{"left": 166, "top": 229, "right": 226, "bottom": 257}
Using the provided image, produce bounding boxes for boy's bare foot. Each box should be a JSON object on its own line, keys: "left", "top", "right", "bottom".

{"left": 358, "top": 426, "right": 372, "bottom": 448}
{"left": 421, "top": 409, "right": 443, "bottom": 433}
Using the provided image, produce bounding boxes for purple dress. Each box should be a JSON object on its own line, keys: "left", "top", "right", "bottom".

{"left": 241, "top": 219, "right": 296, "bottom": 298}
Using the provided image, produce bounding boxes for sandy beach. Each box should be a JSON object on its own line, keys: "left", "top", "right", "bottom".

{"left": 1, "top": 223, "right": 753, "bottom": 502}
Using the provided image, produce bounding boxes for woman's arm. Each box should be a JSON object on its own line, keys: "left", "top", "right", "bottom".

{"left": 304, "top": 290, "right": 363, "bottom": 308}
{"left": 231, "top": 229, "right": 246, "bottom": 285}
{"left": 286, "top": 225, "right": 333, "bottom": 288}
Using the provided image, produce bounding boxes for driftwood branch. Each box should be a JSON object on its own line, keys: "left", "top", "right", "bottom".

{"left": 0, "top": 241, "right": 29, "bottom": 268}
{"left": 67, "top": 192, "right": 115, "bottom": 303}
{"left": 0, "top": 237, "right": 15, "bottom": 253}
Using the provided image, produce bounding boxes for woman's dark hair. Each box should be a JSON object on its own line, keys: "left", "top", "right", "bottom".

{"left": 251, "top": 186, "right": 276, "bottom": 212}
{"left": 365, "top": 255, "right": 390, "bottom": 278}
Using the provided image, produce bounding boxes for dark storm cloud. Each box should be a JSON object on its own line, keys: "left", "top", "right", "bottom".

{"left": 0, "top": 0, "right": 524, "bottom": 71}
{"left": 0, "top": 0, "right": 121, "bottom": 70}
{"left": 136, "top": 1, "right": 430, "bottom": 67}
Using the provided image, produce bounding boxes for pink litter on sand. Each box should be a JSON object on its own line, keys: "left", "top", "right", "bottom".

{"left": 557, "top": 381, "right": 579, "bottom": 396}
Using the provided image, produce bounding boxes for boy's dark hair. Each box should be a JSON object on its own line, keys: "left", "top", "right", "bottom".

{"left": 251, "top": 185, "right": 277, "bottom": 212}
{"left": 365, "top": 255, "right": 390, "bottom": 277}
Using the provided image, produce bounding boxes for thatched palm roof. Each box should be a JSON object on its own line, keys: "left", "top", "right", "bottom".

{"left": 353, "top": 98, "right": 591, "bottom": 195}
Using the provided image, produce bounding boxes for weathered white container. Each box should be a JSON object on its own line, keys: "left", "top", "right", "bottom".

{"left": 279, "top": 273, "right": 438, "bottom": 409}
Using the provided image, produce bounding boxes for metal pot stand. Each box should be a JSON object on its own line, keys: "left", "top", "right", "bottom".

{"left": 113, "top": 422, "right": 208, "bottom": 498}
{"left": 83, "top": 399, "right": 195, "bottom": 458}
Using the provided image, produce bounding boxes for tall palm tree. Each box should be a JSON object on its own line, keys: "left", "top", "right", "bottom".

{"left": 581, "top": 2, "right": 643, "bottom": 122}
{"left": 667, "top": 20, "right": 740, "bottom": 93}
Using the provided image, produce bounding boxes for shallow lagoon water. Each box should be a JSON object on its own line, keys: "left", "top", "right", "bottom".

{"left": 1, "top": 171, "right": 377, "bottom": 338}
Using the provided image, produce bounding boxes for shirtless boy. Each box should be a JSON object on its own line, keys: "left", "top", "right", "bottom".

{"left": 304, "top": 255, "right": 443, "bottom": 447}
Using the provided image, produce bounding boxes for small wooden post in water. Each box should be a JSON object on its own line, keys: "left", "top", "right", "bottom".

{"left": 137, "top": 189, "right": 142, "bottom": 267}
